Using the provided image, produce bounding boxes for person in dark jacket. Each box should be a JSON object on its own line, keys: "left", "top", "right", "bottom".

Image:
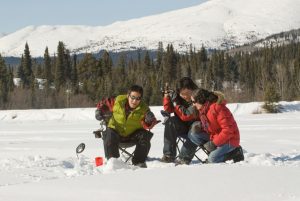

{"left": 177, "top": 88, "right": 244, "bottom": 164}
{"left": 95, "top": 85, "right": 159, "bottom": 168}
{"left": 161, "top": 77, "right": 198, "bottom": 163}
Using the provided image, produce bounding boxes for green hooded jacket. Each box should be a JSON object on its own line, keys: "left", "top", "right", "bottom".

{"left": 108, "top": 95, "right": 149, "bottom": 137}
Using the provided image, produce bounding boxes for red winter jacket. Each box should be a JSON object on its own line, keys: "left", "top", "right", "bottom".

{"left": 203, "top": 102, "right": 240, "bottom": 147}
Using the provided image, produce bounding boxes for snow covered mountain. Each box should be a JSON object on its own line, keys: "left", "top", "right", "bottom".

{"left": 253, "top": 28, "right": 300, "bottom": 48}
{"left": 0, "top": 0, "right": 300, "bottom": 57}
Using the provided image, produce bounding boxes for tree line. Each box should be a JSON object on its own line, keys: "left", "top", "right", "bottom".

{"left": 0, "top": 41, "right": 299, "bottom": 109}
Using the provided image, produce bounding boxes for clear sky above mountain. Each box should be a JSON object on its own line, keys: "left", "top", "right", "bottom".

{"left": 0, "top": 0, "right": 207, "bottom": 34}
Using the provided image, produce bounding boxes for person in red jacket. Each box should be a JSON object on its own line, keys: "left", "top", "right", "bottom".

{"left": 161, "top": 77, "right": 198, "bottom": 163}
{"left": 177, "top": 88, "right": 244, "bottom": 164}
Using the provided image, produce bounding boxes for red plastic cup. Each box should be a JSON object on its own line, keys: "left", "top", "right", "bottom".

{"left": 95, "top": 157, "right": 104, "bottom": 166}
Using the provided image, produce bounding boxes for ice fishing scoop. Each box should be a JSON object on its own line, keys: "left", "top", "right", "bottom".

{"left": 76, "top": 143, "right": 86, "bottom": 158}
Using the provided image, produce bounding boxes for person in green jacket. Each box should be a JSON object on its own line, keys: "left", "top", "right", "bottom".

{"left": 95, "top": 85, "right": 159, "bottom": 168}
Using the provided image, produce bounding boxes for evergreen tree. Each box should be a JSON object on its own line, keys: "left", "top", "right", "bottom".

{"left": 101, "top": 51, "right": 113, "bottom": 95}
{"left": 77, "top": 53, "right": 98, "bottom": 81}
{"left": 17, "top": 55, "right": 25, "bottom": 83}
{"left": 143, "top": 84, "right": 152, "bottom": 105}
{"left": 189, "top": 44, "right": 198, "bottom": 78}
{"left": 213, "top": 51, "right": 225, "bottom": 90}
{"left": 43, "top": 47, "right": 53, "bottom": 90}
{"left": 143, "top": 51, "right": 151, "bottom": 69}
{"left": 35, "top": 63, "right": 43, "bottom": 78}
{"left": 70, "top": 54, "right": 79, "bottom": 94}
{"left": 179, "top": 55, "right": 191, "bottom": 78}
{"left": 156, "top": 42, "right": 164, "bottom": 71}
{"left": 205, "top": 59, "right": 215, "bottom": 90}
{"left": 262, "top": 46, "right": 276, "bottom": 87}
{"left": 102, "top": 50, "right": 113, "bottom": 76}
{"left": 239, "top": 53, "right": 255, "bottom": 100}
{"left": 117, "top": 52, "right": 126, "bottom": 76}
{"left": 0, "top": 54, "right": 8, "bottom": 106}
{"left": 194, "top": 46, "right": 208, "bottom": 87}
{"left": 64, "top": 49, "right": 72, "bottom": 82}
{"left": 30, "top": 75, "right": 37, "bottom": 108}
{"left": 263, "top": 82, "right": 281, "bottom": 113}
{"left": 114, "top": 53, "right": 127, "bottom": 94}
{"left": 293, "top": 46, "right": 300, "bottom": 98}
{"left": 22, "top": 43, "right": 34, "bottom": 88}
{"left": 7, "top": 66, "right": 15, "bottom": 92}
{"left": 162, "top": 44, "right": 177, "bottom": 85}
{"left": 77, "top": 53, "right": 98, "bottom": 99}
{"left": 54, "top": 41, "right": 66, "bottom": 91}
{"left": 137, "top": 49, "right": 142, "bottom": 67}
{"left": 224, "top": 53, "right": 238, "bottom": 82}
{"left": 199, "top": 46, "right": 208, "bottom": 63}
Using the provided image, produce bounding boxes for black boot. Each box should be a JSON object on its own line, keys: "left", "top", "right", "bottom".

{"left": 224, "top": 146, "right": 244, "bottom": 163}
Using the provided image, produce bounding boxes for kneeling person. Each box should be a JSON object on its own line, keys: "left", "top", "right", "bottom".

{"left": 178, "top": 89, "right": 244, "bottom": 164}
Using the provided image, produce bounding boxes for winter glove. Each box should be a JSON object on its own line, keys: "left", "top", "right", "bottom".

{"left": 190, "top": 121, "right": 202, "bottom": 134}
{"left": 169, "top": 91, "right": 177, "bottom": 102}
{"left": 95, "top": 98, "right": 114, "bottom": 122}
{"left": 203, "top": 141, "right": 217, "bottom": 153}
{"left": 160, "top": 110, "right": 170, "bottom": 125}
{"left": 144, "top": 111, "right": 156, "bottom": 125}
{"left": 142, "top": 111, "right": 160, "bottom": 130}
{"left": 168, "top": 91, "right": 180, "bottom": 106}
{"left": 95, "top": 107, "right": 112, "bottom": 122}
{"left": 95, "top": 109, "right": 103, "bottom": 121}
{"left": 161, "top": 83, "right": 174, "bottom": 96}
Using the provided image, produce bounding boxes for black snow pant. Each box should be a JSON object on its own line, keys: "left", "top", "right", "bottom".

{"left": 163, "top": 116, "right": 191, "bottom": 158}
{"left": 102, "top": 127, "right": 153, "bottom": 164}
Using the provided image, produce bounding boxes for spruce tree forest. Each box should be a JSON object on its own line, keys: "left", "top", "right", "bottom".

{"left": 0, "top": 41, "right": 299, "bottom": 110}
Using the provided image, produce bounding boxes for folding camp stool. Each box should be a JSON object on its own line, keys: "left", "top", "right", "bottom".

{"left": 176, "top": 134, "right": 209, "bottom": 163}
{"left": 93, "top": 120, "right": 136, "bottom": 163}
{"left": 160, "top": 110, "right": 208, "bottom": 163}
{"left": 118, "top": 142, "right": 135, "bottom": 162}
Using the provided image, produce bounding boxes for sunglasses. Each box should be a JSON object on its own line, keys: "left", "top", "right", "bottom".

{"left": 129, "top": 95, "right": 142, "bottom": 101}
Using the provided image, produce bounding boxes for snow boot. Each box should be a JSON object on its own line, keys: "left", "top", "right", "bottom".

{"left": 224, "top": 146, "right": 244, "bottom": 163}
{"left": 160, "top": 155, "right": 175, "bottom": 163}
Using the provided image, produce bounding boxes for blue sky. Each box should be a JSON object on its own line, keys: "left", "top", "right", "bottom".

{"left": 0, "top": 0, "right": 207, "bottom": 34}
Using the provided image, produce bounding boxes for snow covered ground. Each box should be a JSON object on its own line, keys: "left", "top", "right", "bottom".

{"left": 1, "top": 101, "right": 300, "bottom": 201}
